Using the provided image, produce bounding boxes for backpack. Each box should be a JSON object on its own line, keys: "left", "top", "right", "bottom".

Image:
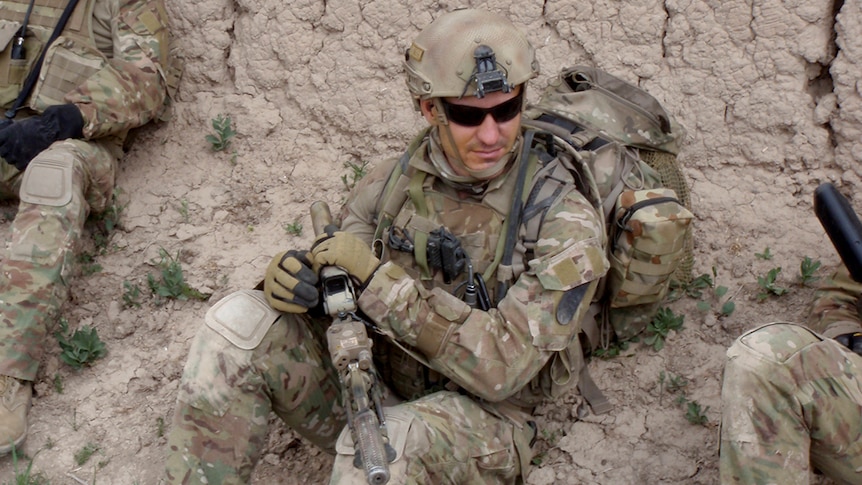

{"left": 522, "top": 66, "right": 693, "bottom": 347}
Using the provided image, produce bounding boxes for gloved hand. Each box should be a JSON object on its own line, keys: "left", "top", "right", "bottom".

{"left": 0, "top": 103, "right": 84, "bottom": 171}
{"left": 264, "top": 250, "right": 320, "bottom": 313}
{"left": 835, "top": 332, "right": 862, "bottom": 356}
{"left": 311, "top": 226, "right": 379, "bottom": 286}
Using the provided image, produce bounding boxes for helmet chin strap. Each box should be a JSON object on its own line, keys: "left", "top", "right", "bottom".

{"left": 430, "top": 98, "right": 516, "bottom": 182}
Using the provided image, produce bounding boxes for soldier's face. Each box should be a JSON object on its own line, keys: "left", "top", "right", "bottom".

{"left": 422, "top": 86, "right": 522, "bottom": 177}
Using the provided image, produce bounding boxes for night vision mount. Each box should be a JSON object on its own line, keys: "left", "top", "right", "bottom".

{"left": 464, "top": 45, "right": 512, "bottom": 98}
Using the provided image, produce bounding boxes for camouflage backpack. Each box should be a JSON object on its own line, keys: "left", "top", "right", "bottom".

{"left": 522, "top": 65, "right": 694, "bottom": 348}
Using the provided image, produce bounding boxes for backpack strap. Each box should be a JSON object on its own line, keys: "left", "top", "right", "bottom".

{"left": 373, "top": 127, "right": 431, "bottom": 243}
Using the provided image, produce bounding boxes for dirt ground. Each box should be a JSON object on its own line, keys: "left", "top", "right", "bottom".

{"left": 0, "top": 0, "right": 860, "bottom": 484}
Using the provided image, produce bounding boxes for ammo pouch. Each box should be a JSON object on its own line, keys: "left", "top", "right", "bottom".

{"left": 0, "top": 20, "right": 50, "bottom": 108}
{"left": 606, "top": 188, "right": 693, "bottom": 340}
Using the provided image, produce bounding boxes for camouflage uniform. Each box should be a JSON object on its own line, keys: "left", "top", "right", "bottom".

{"left": 0, "top": 0, "right": 172, "bottom": 382}
{"left": 719, "top": 265, "right": 862, "bottom": 484}
{"left": 164, "top": 125, "right": 609, "bottom": 484}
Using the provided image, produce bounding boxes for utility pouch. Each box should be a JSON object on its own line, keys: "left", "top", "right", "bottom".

{"left": 606, "top": 188, "right": 693, "bottom": 340}
{"left": 30, "top": 34, "right": 107, "bottom": 112}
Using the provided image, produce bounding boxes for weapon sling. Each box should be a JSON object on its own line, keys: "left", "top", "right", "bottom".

{"left": 5, "top": 0, "right": 81, "bottom": 119}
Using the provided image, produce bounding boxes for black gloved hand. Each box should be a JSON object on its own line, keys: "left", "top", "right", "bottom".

{"left": 0, "top": 104, "right": 84, "bottom": 171}
{"left": 834, "top": 332, "right": 862, "bottom": 356}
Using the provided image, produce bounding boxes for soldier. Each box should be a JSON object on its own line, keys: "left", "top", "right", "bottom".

{"left": 719, "top": 264, "right": 862, "bottom": 484}
{"left": 165, "top": 8, "right": 608, "bottom": 484}
{"left": 0, "top": 0, "right": 175, "bottom": 454}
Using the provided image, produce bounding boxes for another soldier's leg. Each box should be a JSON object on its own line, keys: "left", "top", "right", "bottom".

{"left": 165, "top": 291, "right": 345, "bottom": 485}
{"left": 0, "top": 139, "right": 116, "bottom": 453}
{"left": 719, "top": 322, "right": 862, "bottom": 485}
{"left": 331, "top": 391, "right": 533, "bottom": 485}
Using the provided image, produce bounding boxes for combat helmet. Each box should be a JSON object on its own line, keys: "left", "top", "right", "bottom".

{"left": 404, "top": 8, "right": 539, "bottom": 109}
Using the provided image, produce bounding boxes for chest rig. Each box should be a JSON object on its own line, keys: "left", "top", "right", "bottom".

{"left": 370, "top": 129, "right": 587, "bottom": 401}
{"left": 0, "top": 0, "right": 99, "bottom": 112}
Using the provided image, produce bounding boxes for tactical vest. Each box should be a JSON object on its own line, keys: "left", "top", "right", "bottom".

{"left": 1, "top": 0, "right": 105, "bottom": 113}
{"left": 371, "top": 131, "right": 597, "bottom": 410}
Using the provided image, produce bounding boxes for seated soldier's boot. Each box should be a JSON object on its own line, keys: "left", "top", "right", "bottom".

{"left": 0, "top": 375, "right": 30, "bottom": 455}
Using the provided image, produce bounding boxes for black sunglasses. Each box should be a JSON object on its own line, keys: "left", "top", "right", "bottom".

{"left": 439, "top": 91, "right": 524, "bottom": 127}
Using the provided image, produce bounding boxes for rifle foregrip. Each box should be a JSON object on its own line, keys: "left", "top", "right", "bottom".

{"left": 814, "top": 183, "right": 862, "bottom": 282}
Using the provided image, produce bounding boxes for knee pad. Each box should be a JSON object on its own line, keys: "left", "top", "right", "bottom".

{"left": 205, "top": 289, "right": 281, "bottom": 350}
{"left": 335, "top": 406, "right": 414, "bottom": 464}
{"left": 736, "top": 322, "right": 822, "bottom": 363}
{"left": 19, "top": 151, "right": 74, "bottom": 207}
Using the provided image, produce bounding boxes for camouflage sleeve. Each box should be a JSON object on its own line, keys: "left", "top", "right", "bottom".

{"left": 807, "top": 263, "right": 862, "bottom": 338}
{"left": 358, "top": 189, "right": 608, "bottom": 402}
{"left": 66, "top": 0, "right": 170, "bottom": 138}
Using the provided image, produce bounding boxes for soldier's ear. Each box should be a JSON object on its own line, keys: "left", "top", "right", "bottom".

{"left": 420, "top": 99, "right": 437, "bottom": 124}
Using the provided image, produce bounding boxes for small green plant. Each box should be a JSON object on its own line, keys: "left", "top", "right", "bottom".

{"left": 684, "top": 400, "right": 709, "bottom": 426}
{"left": 156, "top": 416, "right": 165, "bottom": 438}
{"left": 4, "top": 447, "right": 48, "bottom": 485}
{"left": 530, "top": 428, "right": 562, "bottom": 466}
{"left": 74, "top": 442, "right": 99, "bottom": 466}
{"left": 54, "top": 319, "right": 107, "bottom": 370}
{"left": 177, "top": 199, "right": 190, "bottom": 223}
{"left": 593, "top": 338, "right": 633, "bottom": 359}
{"left": 756, "top": 267, "right": 789, "bottom": 302}
{"left": 341, "top": 160, "right": 370, "bottom": 191}
{"left": 283, "top": 220, "right": 303, "bottom": 236}
{"left": 687, "top": 267, "right": 736, "bottom": 317}
{"left": 669, "top": 272, "right": 713, "bottom": 300}
{"left": 798, "top": 256, "right": 822, "bottom": 286}
{"left": 89, "top": 188, "right": 126, "bottom": 251}
{"left": 642, "top": 307, "right": 684, "bottom": 351}
{"left": 52, "top": 374, "right": 63, "bottom": 394}
{"left": 206, "top": 114, "right": 236, "bottom": 152}
{"left": 76, "top": 251, "right": 103, "bottom": 276}
{"left": 122, "top": 280, "right": 142, "bottom": 309}
{"left": 147, "top": 248, "right": 210, "bottom": 302}
{"left": 755, "top": 246, "right": 774, "bottom": 260}
{"left": 658, "top": 370, "right": 689, "bottom": 405}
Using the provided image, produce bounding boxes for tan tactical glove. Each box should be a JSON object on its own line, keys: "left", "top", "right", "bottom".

{"left": 264, "top": 250, "right": 319, "bottom": 313}
{"left": 311, "top": 227, "right": 379, "bottom": 286}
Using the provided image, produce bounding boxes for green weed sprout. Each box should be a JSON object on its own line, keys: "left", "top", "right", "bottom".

{"left": 756, "top": 267, "right": 789, "bottom": 302}
{"left": 206, "top": 114, "right": 236, "bottom": 152}
{"left": 643, "top": 307, "right": 684, "bottom": 352}
{"left": 798, "top": 256, "right": 822, "bottom": 286}
{"left": 341, "top": 160, "right": 369, "bottom": 191}
{"left": 147, "top": 248, "right": 210, "bottom": 302}
{"left": 55, "top": 320, "right": 107, "bottom": 370}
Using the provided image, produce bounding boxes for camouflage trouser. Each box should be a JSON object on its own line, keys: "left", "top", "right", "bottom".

{"left": 330, "top": 391, "right": 531, "bottom": 485}
{"left": 719, "top": 322, "right": 862, "bottom": 485}
{"left": 0, "top": 139, "right": 118, "bottom": 381}
{"left": 165, "top": 291, "right": 533, "bottom": 484}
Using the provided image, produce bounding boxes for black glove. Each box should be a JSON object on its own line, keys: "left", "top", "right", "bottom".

{"left": 0, "top": 104, "right": 84, "bottom": 171}
{"left": 264, "top": 250, "right": 320, "bottom": 313}
{"left": 834, "top": 332, "right": 862, "bottom": 356}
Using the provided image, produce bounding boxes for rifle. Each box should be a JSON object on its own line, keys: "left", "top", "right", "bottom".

{"left": 310, "top": 201, "right": 395, "bottom": 485}
{"left": 814, "top": 182, "right": 862, "bottom": 282}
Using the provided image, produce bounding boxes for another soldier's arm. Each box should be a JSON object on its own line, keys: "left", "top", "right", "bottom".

{"left": 807, "top": 264, "right": 862, "bottom": 338}
{"left": 66, "top": 0, "right": 170, "bottom": 138}
{"left": 357, "top": 191, "right": 607, "bottom": 402}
